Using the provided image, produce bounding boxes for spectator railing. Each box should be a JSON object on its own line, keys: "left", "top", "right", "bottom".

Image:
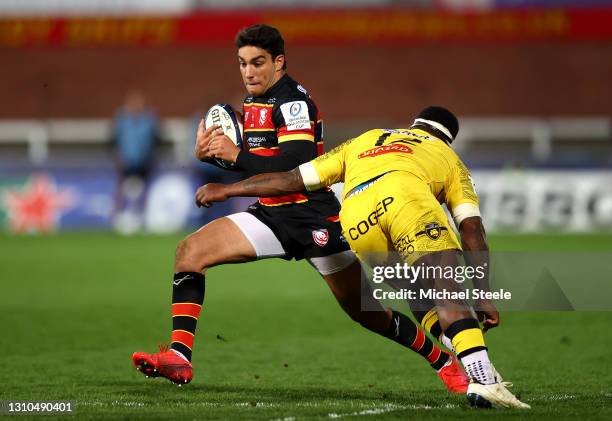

{"left": 0, "top": 118, "right": 193, "bottom": 165}
{"left": 0, "top": 117, "right": 609, "bottom": 165}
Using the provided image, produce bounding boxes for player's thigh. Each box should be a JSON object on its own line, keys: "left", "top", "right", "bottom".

{"left": 319, "top": 258, "right": 362, "bottom": 304}
{"left": 386, "top": 194, "right": 460, "bottom": 264}
{"left": 176, "top": 216, "right": 258, "bottom": 271}
{"left": 318, "top": 257, "right": 387, "bottom": 316}
{"left": 339, "top": 196, "right": 392, "bottom": 266}
{"left": 177, "top": 211, "right": 291, "bottom": 271}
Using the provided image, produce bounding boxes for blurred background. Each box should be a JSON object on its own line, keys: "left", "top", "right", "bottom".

{"left": 1, "top": 0, "right": 611, "bottom": 234}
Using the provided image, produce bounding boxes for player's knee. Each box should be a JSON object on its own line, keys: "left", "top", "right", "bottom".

{"left": 356, "top": 315, "right": 387, "bottom": 335}
{"left": 175, "top": 239, "right": 189, "bottom": 262}
{"left": 344, "top": 306, "right": 375, "bottom": 329}
{"left": 345, "top": 308, "right": 362, "bottom": 324}
{"left": 175, "top": 237, "right": 202, "bottom": 270}
{"left": 355, "top": 309, "right": 392, "bottom": 335}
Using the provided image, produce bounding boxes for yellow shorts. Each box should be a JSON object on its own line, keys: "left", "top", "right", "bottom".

{"left": 340, "top": 171, "right": 461, "bottom": 266}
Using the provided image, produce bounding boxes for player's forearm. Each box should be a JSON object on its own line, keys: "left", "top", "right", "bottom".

{"left": 459, "top": 217, "right": 491, "bottom": 291}
{"left": 235, "top": 141, "right": 313, "bottom": 174}
{"left": 225, "top": 168, "right": 305, "bottom": 197}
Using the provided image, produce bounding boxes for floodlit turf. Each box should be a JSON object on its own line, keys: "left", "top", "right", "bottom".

{"left": 1, "top": 233, "right": 611, "bottom": 419}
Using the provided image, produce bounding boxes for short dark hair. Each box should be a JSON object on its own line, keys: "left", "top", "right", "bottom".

{"left": 412, "top": 106, "right": 459, "bottom": 143}
{"left": 235, "top": 24, "right": 287, "bottom": 70}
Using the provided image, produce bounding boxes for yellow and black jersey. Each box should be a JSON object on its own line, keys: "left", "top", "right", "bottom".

{"left": 298, "top": 127, "right": 480, "bottom": 226}
{"left": 237, "top": 73, "right": 329, "bottom": 207}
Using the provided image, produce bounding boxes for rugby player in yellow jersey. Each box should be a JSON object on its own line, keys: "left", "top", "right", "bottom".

{"left": 195, "top": 106, "right": 530, "bottom": 409}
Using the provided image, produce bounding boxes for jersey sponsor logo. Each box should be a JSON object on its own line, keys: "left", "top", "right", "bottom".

{"left": 358, "top": 144, "right": 413, "bottom": 159}
{"left": 245, "top": 136, "right": 267, "bottom": 146}
{"left": 280, "top": 100, "right": 310, "bottom": 131}
{"left": 347, "top": 197, "right": 394, "bottom": 240}
{"left": 394, "top": 234, "right": 415, "bottom": 259}
{"left": 297, "top": 84, "right": 308, "bottom": 95}
{"left": 312, "top": 228, "right": 329, "bottom": 247}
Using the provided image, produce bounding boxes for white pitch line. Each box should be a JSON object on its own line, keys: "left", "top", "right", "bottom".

{"left": 236, "top": 401, "right": 280, "bottom": 408}
{"left": 111, "top": 401, "right": 145, "bottom": 407}
{"left": 542, "top": 394, "right": 576, "bottom": 401}
{"left": 326, "top": 403, "right": 459, "bottom": 418}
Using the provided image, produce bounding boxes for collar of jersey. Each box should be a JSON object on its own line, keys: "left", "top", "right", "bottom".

{"left": 255, "top": 73, "right": 291, "bottom": 99}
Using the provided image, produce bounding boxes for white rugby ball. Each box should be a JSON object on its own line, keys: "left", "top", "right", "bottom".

{"left": 204, "top": 103, "right": 244, "bottom": 169}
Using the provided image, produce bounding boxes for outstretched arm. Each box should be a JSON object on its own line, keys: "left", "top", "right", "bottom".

{"left": 459, "top": 216, "right": 498, "bottom": 332}
{"left": 195, "top": 168, "right": 305, "bottom": 208}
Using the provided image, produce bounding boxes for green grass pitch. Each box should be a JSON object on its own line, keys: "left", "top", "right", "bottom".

{"left": 1, "top": 233, "right": 611, "bottom": 419}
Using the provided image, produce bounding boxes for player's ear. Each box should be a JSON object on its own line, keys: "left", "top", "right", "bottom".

{"left": 274, "top": 54, "right": 285, "bottom": 72}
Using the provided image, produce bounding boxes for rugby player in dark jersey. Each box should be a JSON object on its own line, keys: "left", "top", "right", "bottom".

{"left": 131, "top": 24, "right": 467, "bottom": 393}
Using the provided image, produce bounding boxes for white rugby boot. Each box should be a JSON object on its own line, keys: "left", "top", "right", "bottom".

{"left": 467, "top": 381, "right": 530, "bottom": 409}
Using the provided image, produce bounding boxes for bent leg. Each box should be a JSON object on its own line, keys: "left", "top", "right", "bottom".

{"left": 175, "top": 216, "right": 258, "bottom": 273}
{"left": 317, "top": 257, "right": 452, "bottom": 374}
{"left": 169, "top": 213, "right": 285, "bottom": 362}
{"left": 316, "top": 258, "right": 391, "bottom": 332}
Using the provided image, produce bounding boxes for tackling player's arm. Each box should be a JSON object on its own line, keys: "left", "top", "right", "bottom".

{"left": 234, "top": 140, "right": 315, "bottom": 173}
{"left": 458, "top": 216, "right": 497, "bottom": 332}
{"left": 195, "top": 168, "right": 305, "bottom": 208}
{"left": 203, "top": 124, "right": 314, "bottom": 171}
{"left": 446, "top": 158, "right": 498, "bottom": 331}
{"left": 195, "top": 138, "right": 348, "bottom": 207}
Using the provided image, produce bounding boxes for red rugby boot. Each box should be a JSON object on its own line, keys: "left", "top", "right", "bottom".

{"left": 132, "top": 344, "right": 193, "bottom": 385}
{"left": 437, "top": 353, "right": 470, "bottom": 394}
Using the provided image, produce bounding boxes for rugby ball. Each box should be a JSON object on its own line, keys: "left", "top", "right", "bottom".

{"left": 204, "top": 103, "right": 244, "bottom": 169}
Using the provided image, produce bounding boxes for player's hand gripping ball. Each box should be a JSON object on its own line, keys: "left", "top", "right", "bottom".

{"left": 204, "top": 104, "right": 244, "bottom": 169}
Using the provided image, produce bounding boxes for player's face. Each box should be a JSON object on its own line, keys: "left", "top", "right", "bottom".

{"left": 238, "top": 46, "right": 285, "bottom": 97}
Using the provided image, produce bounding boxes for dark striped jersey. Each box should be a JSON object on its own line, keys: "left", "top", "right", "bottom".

{"left": 239, "top": 73, "right": 334, "bottom": 207}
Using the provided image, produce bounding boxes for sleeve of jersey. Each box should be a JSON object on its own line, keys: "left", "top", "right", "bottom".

{"left": 274, "top": 99, "right": 316, "bottom": 144}
{"left": 298, "top": 149, "right": 345, "bottom": 191}
{"left": 235, "top": 140, "right": 316, "bottom": 174}
{"left": 446, "top": 158, "right": 481, "bottom": 227}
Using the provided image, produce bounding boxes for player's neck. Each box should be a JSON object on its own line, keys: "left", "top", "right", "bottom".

{"left": 263, "top": 71, "right": 286, "bottom": 95}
